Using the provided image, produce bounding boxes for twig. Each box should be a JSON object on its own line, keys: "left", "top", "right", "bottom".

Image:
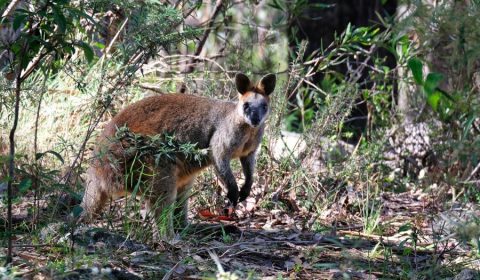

{"left": 161, "top": 259, "right": 182, "bottom": 280}
{"left": 10, "top": 243, "right": 64, "bottom": 248}
{"left": 138, "top": 83, "right": 166, "bottom": 94}
{"left": 465, "top": 161, "right": 480, "bottom": 182}
{"left": 6, "top": 56, "right": 24, "bottom": 264}
{"left": 184, "top": 0, "right": 224, "bottom": 74}
{"left": 2, "top": 0, "right": 22, "bottom": 17}
{"left": 338, "top": 230, "right": 432, "bottom": 248}
{"left": 20, "top": 47, "right": 49, "bottom": 82}
{"left": 208, "top": 250, "right": 225, "bottom": 273}
{"left": 168, "top": 54, "right": 231, "bottom": 80}
{"left": 32, "top": 73, "right": 46, "bottom": 230}
{"left": 103, "top": 17, "right": 129, "bottom": 58}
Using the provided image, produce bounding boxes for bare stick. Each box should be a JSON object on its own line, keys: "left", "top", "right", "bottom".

{"left": 103, "top": 17, "right": 129, "bottom": 58}
{"left": 184, "top": 0, "right": 223, "bottom": 74}
{"left": 2, "top": 0, "right": 22, "bottom": 18}
{"left": 6, "top": 59, "right": 23, "bottom": 264}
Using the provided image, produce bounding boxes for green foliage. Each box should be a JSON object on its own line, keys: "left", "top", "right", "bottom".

{"left": 407, "top": 57, "right": 453, "bottom": 120}
{"left": 114, "top": 125, "right": 208, "bottom": 166}
{"left": 84, "top": 0, "right": 200, "bottom": 61}
{"left": 1, "top": 1, "right": 96, "bottom": 72}
{"left": 285, "top": 25, "right": 394, "bottom": 133}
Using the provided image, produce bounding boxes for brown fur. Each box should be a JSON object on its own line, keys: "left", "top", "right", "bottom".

{"left": 81, "top": 73, "right": 276, "bottom": 238}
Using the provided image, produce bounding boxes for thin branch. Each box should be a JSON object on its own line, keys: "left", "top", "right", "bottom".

{"left": 6, "top": 55, "right": 23, "bottom": 264}
{"left": 184, "top": 0, "right": 224, "bottom": 74}
{"left": 103, "top": 17, "right": 129, "bottom": 58}
{"left": 2, "top": 0, "right": 22, "bottom": 17}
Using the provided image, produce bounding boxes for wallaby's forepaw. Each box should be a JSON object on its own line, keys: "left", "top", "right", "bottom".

{"left": 238, "top": 190, "right": 249, "bottom": 202}
{"left": 238, "top": 185, "right": 251, "bottom": 202}
{"left": 227, "top": 189, "right": 239, "bottom": 207}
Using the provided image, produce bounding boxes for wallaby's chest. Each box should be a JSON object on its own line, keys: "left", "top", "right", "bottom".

{"left": 232, "top": 129, "right": 262, "bottom": 158}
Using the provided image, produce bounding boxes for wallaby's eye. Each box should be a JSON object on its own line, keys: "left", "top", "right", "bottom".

{"left": 243, "top": 103, "right": 250, "bottom": 111}
{"left": 262, "top": 104, "right": 268, "bottom": 111}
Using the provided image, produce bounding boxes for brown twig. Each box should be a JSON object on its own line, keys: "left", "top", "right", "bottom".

{"left": 6, "top": 52, "right": 24, "bottom": 264}
{"left": 2, "top": 0, "right": 22, "bottom": 17}
{"left": 103, "top": 17, "right": 129, "bottom": 58}
{"left": 183, "top": 0, "right": 224, "bottom": 75}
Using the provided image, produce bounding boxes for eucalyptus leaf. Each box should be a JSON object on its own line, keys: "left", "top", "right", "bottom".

{"left": 426, "top": 90, "right": 442, "bottom": 112}
{"left": 424, "top": 72, "right": 443, "bottom": 95}
{"left": 19, "top": 178, "right": 32, "bottom": 193}
{"left": 13, "top": 13, "right": 28, "bottom": 30}
{"left": 52, "top": 6, "right": 67, "bottom": 33}
{"left": 407, "top": 58, "right": 423, "bottom": 85}
{"left": 77, "top": 41, "right": 94, "bottom": 62}
{"left": 72, "top": 205, "right": 84, "bottom": 218}
{"left": 36, "top": 150, "right": 64, "bottom": 164}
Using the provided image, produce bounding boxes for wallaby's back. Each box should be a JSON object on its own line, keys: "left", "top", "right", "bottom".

{"left": 101, "top": 94, "right": 236, "bottom": 149}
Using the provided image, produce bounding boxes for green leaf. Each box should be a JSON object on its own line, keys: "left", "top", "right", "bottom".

{"left": 398, "top": 223, "right": 412, "bottom": 233}
{"left": 310, "top": 3, "right": 334, "bottom": 9}
{"left": 19, "top": 178, "right": 32, "bottom": 193}
{"left": 424, "top": 72, "right": 444, "bottom": 95}
{"left": 13, "top": 13, "right": 28, "bottom": 30}
{"left": 62, "top": 44, "right": 75, "bottom": 55}
{"left": 344, "top": 23, "right": 352, "bottom": 40}
{"left": 426, "top": 90, "right": 442, "bottom": 112}
{"left": 407, "top": 58, "right": 423, "bottom": 85}
{"left": 11, "top": 42, "right": 21, "bottom": 55}
{"left": 35, "top": 150, "right": 64, "bottom": 164}
{"left": 72, "top": 205, "right": 83, "bottom": 218}
{"left": 93, "top": 42, "right": 105, "bottom": 49}
{"left": 462, "top": 114, "right": 475, "bottom": 139}
{"left": 52, "top": 6, "right": 67, "bottom": 33}
{"left": 268, "top": 0, "right": 285, "bottom": 11}
{"left": 77, "top": 41, "right": 94, "bottom": 63}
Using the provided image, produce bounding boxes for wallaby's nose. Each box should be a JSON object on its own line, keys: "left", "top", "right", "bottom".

{"left": 251, "top": 116, "right": 260, "bottom": 126}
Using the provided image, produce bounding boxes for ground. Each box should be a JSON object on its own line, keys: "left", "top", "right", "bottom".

{"left": 1, "top": 188, "right": 479, "bottom": 280}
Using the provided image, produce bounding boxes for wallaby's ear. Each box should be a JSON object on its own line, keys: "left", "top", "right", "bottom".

{"left": 258, "top": 73, "right": 276, "bottom": 96}
{"left": 235, "top": 73, "right": 251, "bottom": 95}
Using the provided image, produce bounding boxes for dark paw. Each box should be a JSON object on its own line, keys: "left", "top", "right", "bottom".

{"left": 239, "top": 189, "right": 250, "bottom": 202}
{"left": 227, "top": 189, "right": 239, "bottom": 207}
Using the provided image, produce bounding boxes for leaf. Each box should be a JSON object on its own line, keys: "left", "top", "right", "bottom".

{"left": 407, "top": 58, "right": 423, "bottom": 85}
{"left": 93, "top": 42, "right": 105, "bottom": 49}
{"left": 424, "top": 72, "right": 444, "bottom": 95}
{"left": 62, "top": 44, "right": 75, "bottom": 55}
{"left": 309, "top": 3, "right": 334, "bottom": 9}
{"left": 11, "top": 42, "right": 21, "bottom": 55}
{"left": 398, "top": 223, "right": 412, "bottom": 233}
{"left": 36, "top": 150, "right": 64, "bottom": 164}
{"left": 77, "top": 41, "right": 94, "bottom": 62}
{"left": 13, "top": 13, "right": 28, "bottom": 30}
{"left": 426, "top": 90, "right": 442, "bottom": 112}
{"left": 19, "top": 178, "right": 32, "bottom": 193}
{"left": 267, "top": 0, "right": 285, "bottom": 11}
{"left": 52, "top": 6, "right": 67, "bottom": 33}
{"left": 72, "top": 205, "right": 83, "bottom": 218}
{"left": 462, "top": 114, "right": 476, "bottom": 139}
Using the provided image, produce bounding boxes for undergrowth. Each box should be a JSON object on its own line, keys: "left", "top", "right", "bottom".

{"left": 1, "top": 0, "right": 480, "bottom": 279}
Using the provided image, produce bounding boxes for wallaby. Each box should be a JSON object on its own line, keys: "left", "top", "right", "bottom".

{"left": 80, "top": 73, "right": 276, "bottom": 237}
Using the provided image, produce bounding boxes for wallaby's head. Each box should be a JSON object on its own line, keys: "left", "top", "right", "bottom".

{"left": 235, "top": 73, "right": 276, "bottom": 128}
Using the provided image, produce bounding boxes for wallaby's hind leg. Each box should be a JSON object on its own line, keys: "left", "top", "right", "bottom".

{"left": 145, "top": 164, "right": 177, "bottom": 239}
{"left": 174, "top": 177, "right": 195, "bottom": 229}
